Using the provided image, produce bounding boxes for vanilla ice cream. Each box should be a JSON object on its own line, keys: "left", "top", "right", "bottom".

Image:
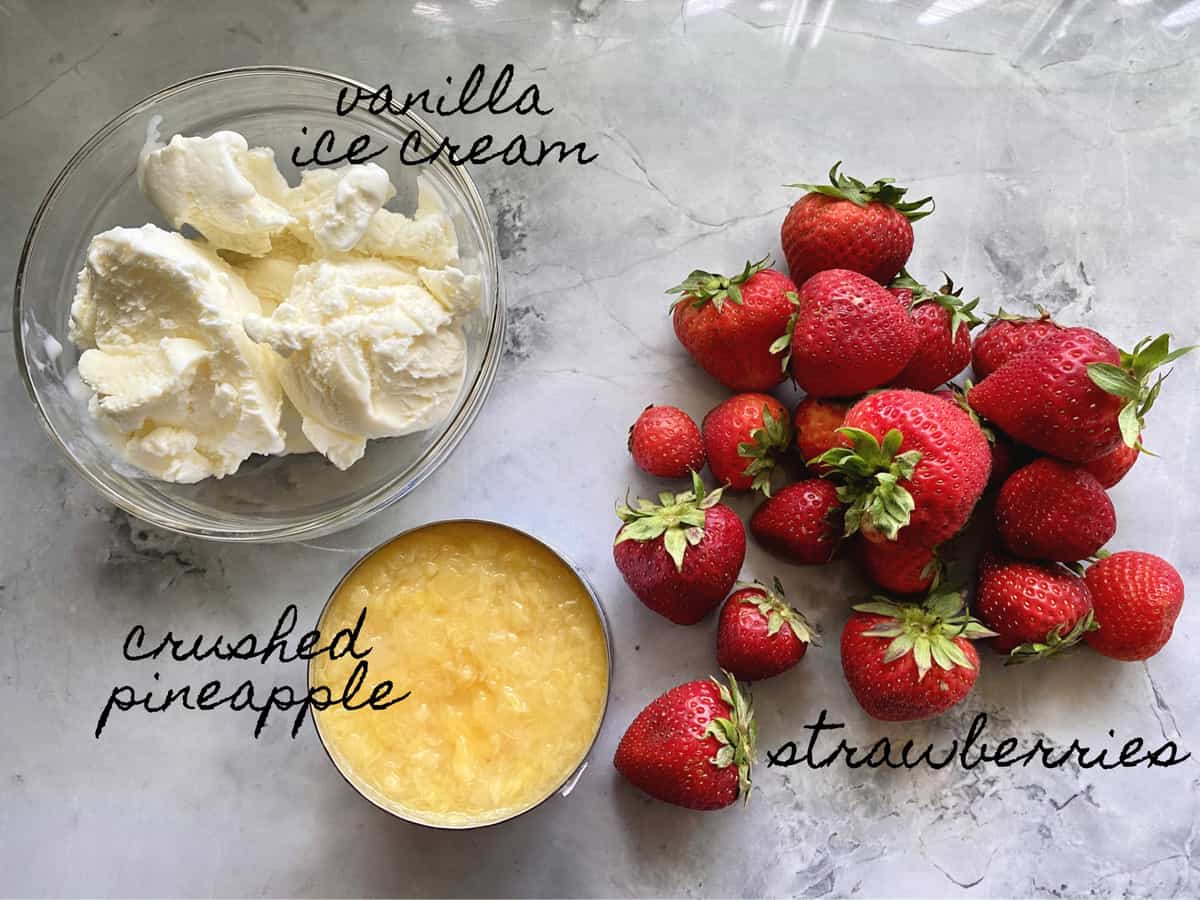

{"left": 220, "top": 232, "right": 311, "bottom": 312}
{"left": 355, "top": 181, "right": 460, "bottom": 268}
{"left": 138, "top": 130, "right": 294, "bottom": 256}
{"left": 243, "top": 259, "right": 477, "bottom": 470}
{"left": 285, "top": 163, "right": 395, "bottom": 255}
{"left": 69, "top": 224, "right": 285, "bottom": 482}
{"left": 69, "top": 129, "right": 480, "bottom": 482}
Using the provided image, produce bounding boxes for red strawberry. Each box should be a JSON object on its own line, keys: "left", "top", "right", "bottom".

{"left": 971, "top": 308, "right": 1061, "bottom": 380}
{"left": 995, "top": 458, "right": 1116, "bottom": 562}
{"left": 860, "top": 532, "right": 941, "bottom": 595}
{"left": 780, "top": 162, "right": 933, "bottom": 286}
{"left": 717, "top": 579, "right": 819, "bottom": 681}
{"left": 786, "top": 269, "right": 919, "bottom": 398}
{"left": 975, "top": 551, "right": 1096, "bottom": 661}
{"left": 932, "top": 384, "right": 1025, "bottom": 491}
{"left": 986, "top": 432, "right": 1022, "bottom": 491}
{"left": 703, "top": 393, "right": 791, "bottom": 495}
{"left": 669, "top": 258, "right": 798, "bottom": 392}
{"left": 815, "top": 389, "right": 991, "bottom": 546}
{"left": 1081, "top": 440, "right": 1140, "bottom": 489}
{"left": 968, "top": 329, "right": 1194, "bottom": 462}
{"left": 841, "top": 589, "right": 994, "bottom": 722}
{"left": 614, "top": 671, "right": 755, "bottom": 810}
{"left": 614, "top": 473, "right": 746, "bottom": 625}
{"left": 628, "top": 405, "right": 705, "bottom": 479}
{"left": 749, "top": 480, "right": 842, "bottom": 564}
{"left": 887, "top": 272, "right": 981, "bottom": 391}
{"left": 794, "top": 397, "right": 851, "bottom": 476}
{"left": 1084, "top": 551, "right": 1185, "bottom": 661}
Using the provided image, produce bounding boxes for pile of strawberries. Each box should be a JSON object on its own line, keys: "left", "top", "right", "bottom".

{"left": 610, "top": 163, "right": 1192, "bottom": 812}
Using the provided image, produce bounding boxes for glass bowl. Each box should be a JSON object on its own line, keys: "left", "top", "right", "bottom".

{"left": 13, "top": 66, "right": 504, "bottom": 542}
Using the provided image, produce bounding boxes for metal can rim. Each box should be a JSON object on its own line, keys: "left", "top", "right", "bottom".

{"left": 308, "top": 518, "right": 614, "bottom": 830}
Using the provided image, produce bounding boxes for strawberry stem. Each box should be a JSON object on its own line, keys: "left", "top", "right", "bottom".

{"left": 733, "top": 577, "right": 820, "bottom": 646}
{"left": 889, "top": 269, "right": 982, "bottom": 336}
{"left": 1086, "top": 334, "right": 1197, "bottom": 450}
{"left": 737, "top": 403, "right": 793, "bottom": 497}
{"left": 853, "top": 587, "right": 995, "bottom": 680}
{"left": 769, "top": 291, "right": 801, "bottom": 372}
{"left": 1006, "top": 611, "right": 1099, "bottom": 665}
{"left": 614, "top": 471, "right": 724, "bottom": 571}
{"left": 705, "top": 670, "right": 756, "bottom": 803}
{"left": 787, "top": 162, "right": 934, "bottom": 222}
{"left": 813, "top": 427, "right": 922, "bottom": 540}
{"left": 984, "top": 305, "right": 1054, "bottom": 325}
{"left": 665, "top": 256, "right": 771, "bottom": 312}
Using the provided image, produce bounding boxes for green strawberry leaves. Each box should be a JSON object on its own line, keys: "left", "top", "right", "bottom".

{"left": 814, "top": 427, "right": 922, "bottom": 540}
{"left": 704, "top": 670, "right": 756, "bottom": 802}
{"left": 890, "top": 269, "right": 982, "bottom": 338}
{"left": 666, "top": 256, "right": 771, "bottom": 312}
{"left": 615, "top": 471, "right": 724, "bottom": 571}
{"left": 737, "top": 403, "right": 793, "bottom": 497}
{"left": 787, "top": 161, "right": 934, "bottom": 222}
{"left": 1006, "top": 611, "right": 1099, "bottom": 665}
{"left": 986, "top": 305, "right": 1052, "bottom": 325}
{"left": 1086, "top": 364, "right": 1139, "bottom": 397}
{"left": 769, "top": 291, "right": 801, "bottom": 372}
{"left": 738, "top": 577, "right": 821, "bottom": 645}
{"left": 1087, "top": 333, "right": 1197, "bottom": 450}
{"left": 768, "top": 290, "right": 796, "bottom": 372}
{"left": 854, "top": 587, "right": 996, "bottom": 680}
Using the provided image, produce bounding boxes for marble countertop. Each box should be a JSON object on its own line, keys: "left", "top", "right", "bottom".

{"left": 3, "top": 1, "right": 1200, "bottom": 896}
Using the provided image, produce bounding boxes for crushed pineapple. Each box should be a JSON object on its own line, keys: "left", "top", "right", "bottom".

{"left": 311, "top": 522, "right": 609, "bottom": 826}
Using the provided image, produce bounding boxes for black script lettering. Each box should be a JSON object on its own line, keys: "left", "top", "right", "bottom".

{"left": 765, "top": 711, "right": 1191, "bottom": 773}
{"left": 291, "top": 127, "right": 386, "bottom": 168}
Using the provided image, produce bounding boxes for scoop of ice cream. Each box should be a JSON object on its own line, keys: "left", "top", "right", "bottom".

{"left": 69, "top": 224, "right": 284, "bottom": 482}
{"left": 353, "top": 178, "right": 460, "bottom": 268}
{"left": 220, "top": 232, "right": 312, "bottom": 313}
{"left": 243, "top": 258, "right": 477, "bottom": 470}
{"left": 285, "top": 163, "right": 396, "bottom": 254}
{"left": 138, "top": 130, "right": 293, "bottom": 257}
{"left": 71, "top": 128, "right": 479, "bottom": 481}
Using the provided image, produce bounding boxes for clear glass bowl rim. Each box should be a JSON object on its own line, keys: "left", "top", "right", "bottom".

{"left": 13, "top": 65, "right": 506, "bottom": 543}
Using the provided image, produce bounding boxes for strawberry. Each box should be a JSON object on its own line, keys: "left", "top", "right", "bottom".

{"left": 786, "top": 269, "right": 919, "bottom": 398}
{"left": 749, "top": 480, "right": 842, "bottom": 565}
{"left": 841, "top": 589, "right": 994, "bottom": 722}
{"left": 669, "top": 258, "right": 798, "bottom": 392}
{"left": 815, "top": 389, "right": 991, "bottom": 546}
{"left": 628, "top": 405, "right": 705, "bottom": 479}
{"left": 716, "top": 579, "right": 819, "bottom": 681}
{"left": 702, "top": 393, "right": 791, "bottom": 495}
{"left": 986, "top": 432, "right": 1022, "bottom": 492}
{"left": 614, "top": 671, "right": 755, "bottom": 810}
{"left": 1080, "top": 439, "right": 1140, "bottom": 489}
{"left": 971, "top": 307, "right": 1061, "bottom": 380}
{"left": 780, "top": 162, "right": 933, "bottom": 286}
{"left": 1084, "top": 551, "right": 1185, "bottom": 661}
{"left": 614, "top": 473, "right": 746, "bottom": 625}
{"left": 968, "top": 329, "right": 1195, "bottom": 462}
{"left": 932, "top": 383, "right": 1026, "bottom": 491}
{"left": 794, "top": 396, "right": 851, "bottom": 474}
{"left": 887, "top": 272, "right": 981, "bottom": 391}
{"left": 975, "top": 551, "right": 1097, "bottom": 661}
{"left": 859, "top": 532, "right": 941, "bottom": 595}
{"left": 995, "top": 458, "right": 1116, "bottom": 562}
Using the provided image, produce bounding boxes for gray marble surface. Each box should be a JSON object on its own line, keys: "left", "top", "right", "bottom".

{"left": 3, "top": 0, "right": 1200, "bottom": 896}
